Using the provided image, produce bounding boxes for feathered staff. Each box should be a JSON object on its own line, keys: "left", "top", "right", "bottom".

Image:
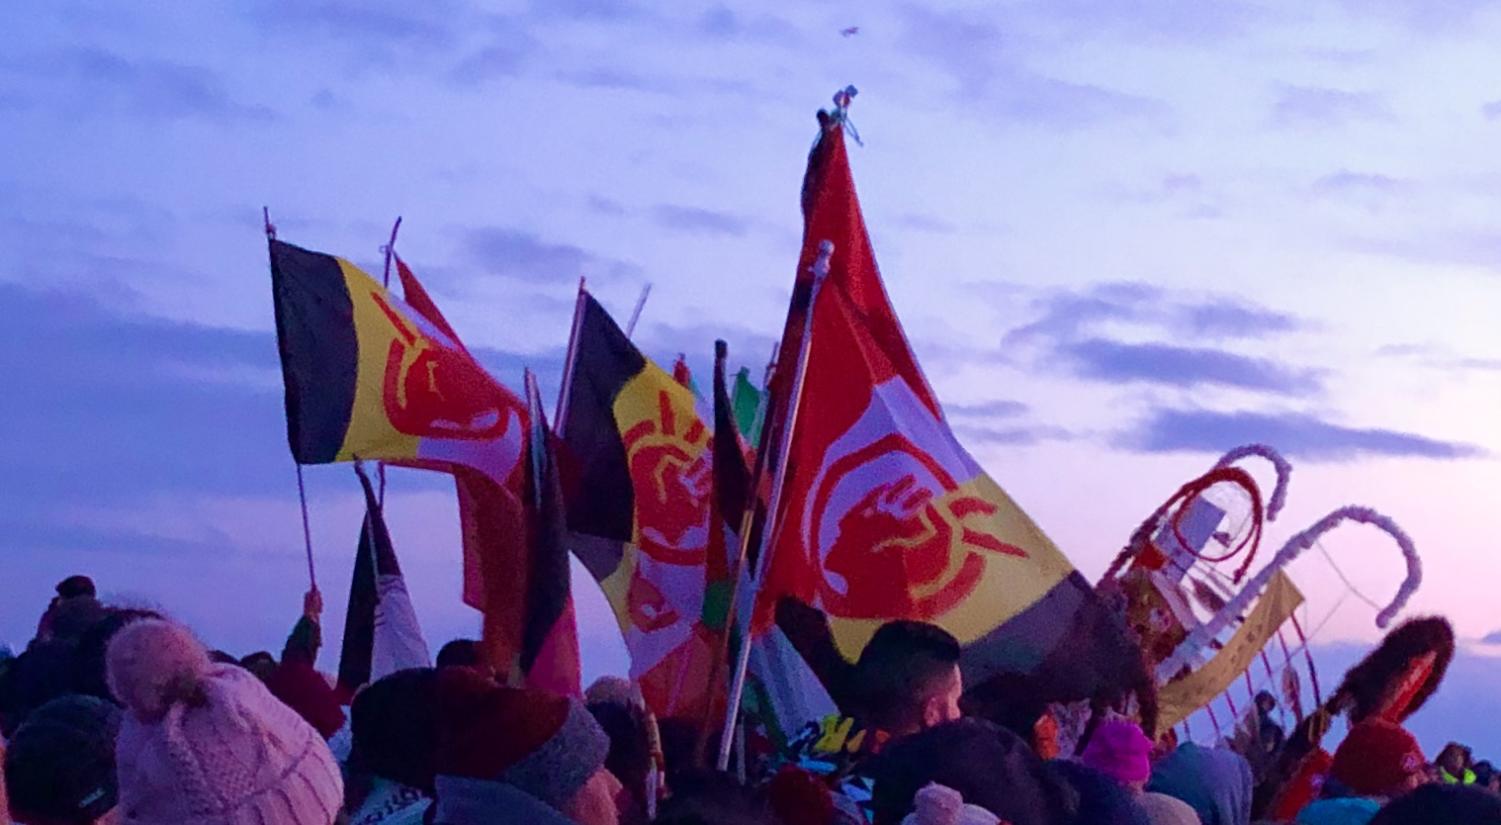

{"left": 1156, "top": 506, "right": 1423, "bottom": 682}
{"left": 1215, "top": 443, "right": 1292, "bottom": 523}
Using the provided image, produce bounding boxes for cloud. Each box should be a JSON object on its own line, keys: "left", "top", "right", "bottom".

{"left": 449, "top": 35, "right": 538, "bottom": 85}
{"left": 1377, "top": 343, "right": 1501, "bottom": 372}
{"left": 0, "top": 47, "right": 273, "bottom": 121}
{"left": 1312, "top": 170, "right": 1410, "bottom": 197}
{"left": 898, "top": 6, "right": 1167, "bottom": 127}
{"left": 651, "top": 204, "right": 750, "bottom": 237}
{"left": 1059, "top": 338, "right": 1322, "bottom": 394}
{"left": 0, "top": 284, "right": 289, "bottom": 506}
{"left": 1483, "top": 630, "right": 1501, "bottom": 645}
{"left": 953, "top": 424, "right": 1074, "bottom": 447}
{"left": 696, "top": 6, "right": 800, "bottom": 43}
{"left": 1121, "top": 408, "right": 1484, "bottom": 461}
{"left": 896, "top": 213, "right": 959, "bottom": 233}
{"left": 464, "top": 226, "right": 640, "bottom": 280}
{"left": 1271, "top": 85, "right": 1391, "bottom": 127}
{"left": 1483, "top": 100, "right": 1501, "bottom": 120}
{"left": 587, "top": 195, "right": 626, "bottom": 216}
{"left": 1351, "top": 229, "right": 1501, "bottom": 271}
{"left": 1005, "top": 282, "right": 1304, "bottom": 347}
{"left": 945, "top": 399, "right": 1030, "bottom": 418}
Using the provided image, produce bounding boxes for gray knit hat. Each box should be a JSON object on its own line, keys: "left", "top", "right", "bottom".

{"left": 4, "top": 694, "right": 121, "bottom": 823}
{"left": 434, "top": 668, "right": 609, "bottom": 811}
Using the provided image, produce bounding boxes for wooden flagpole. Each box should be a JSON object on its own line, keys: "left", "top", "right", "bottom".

{"left": 377, "top": 216, "right": 402, "bottom": 504}
{"left": 553, "top": 278, "right": 588, "bottom": 434}
{"left": 624, "top": 282, "right": 653, "bottom": 338}
{"left": 715, "top": 240, "right": 834, "bottom": 771}
{"left": 264, "top": 206, "right": 319, "bottom": 591}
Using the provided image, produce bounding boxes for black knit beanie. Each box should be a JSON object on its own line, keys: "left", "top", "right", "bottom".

{"left": 4, "top": 694, "right": 121, "bottom": 823}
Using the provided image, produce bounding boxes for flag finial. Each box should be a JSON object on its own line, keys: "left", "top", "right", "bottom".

{"left": 828, "top": 86, "right": 863, "bottom": 146}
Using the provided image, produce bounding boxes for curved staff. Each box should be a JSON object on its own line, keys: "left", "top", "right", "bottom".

{"left": 1215, "top": 443, "right": 1292, "bottom": 522}
{"left": 1156, "top": 505, "right": 1422, "bottom": 682}
{"left": 1101, "top": 466, "right": 1263, "bottom": 584}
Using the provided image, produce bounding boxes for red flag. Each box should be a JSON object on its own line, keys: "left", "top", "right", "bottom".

{"left": 755, "top": 117, "right": 1144, "bottom": 708}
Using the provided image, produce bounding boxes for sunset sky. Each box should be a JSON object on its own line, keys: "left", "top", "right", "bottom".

{"left": 4, "top": 1, "right": 1498, "bottom": 752}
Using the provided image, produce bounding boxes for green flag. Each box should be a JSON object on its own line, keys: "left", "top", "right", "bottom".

{"left": 731, "top": 367, "right": 763, "bottom": 448}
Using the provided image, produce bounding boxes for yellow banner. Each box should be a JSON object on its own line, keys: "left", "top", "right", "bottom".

{"left": 1155, "top": 570, "right": 1304, "bottom": 735}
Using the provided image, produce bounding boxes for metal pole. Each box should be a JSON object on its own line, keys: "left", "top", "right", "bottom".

{"left": 715, "top": 240, "right": 834, "bottom": 770}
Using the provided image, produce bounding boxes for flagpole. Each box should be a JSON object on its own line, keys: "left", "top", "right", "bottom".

{"left": 380, "top": 216, "right": 403, "bottom": 288}
{"left": 715, "top": 239, "right": 834, "bottom": 770}
{"left": 265, "top": 205, "right": 320, "bottom": 592}
{"left": 294, "top": 464, "right": 319, "bottom": 590}
{"left": 624, "top": 282, "right": 652, "bottom": 338}
{"left": 377, "top": 216, "right": 402, "bottom": 505}
{"left": 553, "top": 277, "right": 587, "bottom": 434}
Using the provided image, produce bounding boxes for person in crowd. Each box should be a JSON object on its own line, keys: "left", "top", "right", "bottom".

{"left": 585, "top": 676, "right": 638, "bottom": 708}
{"left": 1295, "top": 719, "right": 1425, "bottom": 825}
{"left": 105, "top": 618, "right": 343, "bottom": 824}
{"left": 891, "top": 783, "right": 999, "bottom": 825}
{"left": 1134, "top": 792, "right": 1199, "bottom": 825}
{"left": 239, "top": 650, "right": 278, "bottom": 683}
{"left": 654, "top": 770, "right": 783, "bottom": 825}
{"left": 430, "top": 667, "right": 621, "bottom": 825}
{"left": 0, "top": 735, "right": 8, "bottom": 825}
{"left": 1081, "top": 718, "right": 1154, "bottom": 794}
{"left": 1368, "top": 782, "right": 1501, "bottom": 824}
{"left": 71, "top": 609, "right": 161, "bottom": 703}
{"left": 33, "top": 576, "right": 98, "bottom": 645}
{"left": 435, "top": 639, "right": 485, "bottom": 670}
{"left": 1046, "top": 759, "right": 1149, "bottom": 825}
{"left": 868, "top": 718, "right": 1073, "bottom": 825}
{"left": 345, "top": 668, "right": 439, "bottom": 825}
{"left": 265, "top": 589, "right": 346, "bottom": 739}
{"left": 781, "top": 620, "right": 965, "bottom": 822}
{"left": 3, "top": 695, "right": 120, "bottom": 825}
{"left": 588, "top": 700, "right": 654, "bottom": 825}
{"left": 1146, "top": 742, "right": 1253, "bottom": 825}
{"left": 1254, "top": 691, "right": 1285, "bottom": 750}
{"left": 1435, "top": 741, "right": 1476, "bottom": 785}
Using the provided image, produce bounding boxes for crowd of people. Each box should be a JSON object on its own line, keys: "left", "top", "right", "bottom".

{"left": 1, "top": 575, "right": 1497, "bottom": 825}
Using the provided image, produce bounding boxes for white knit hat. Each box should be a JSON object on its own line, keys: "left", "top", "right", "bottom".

{"left": 107, "top": 619, "right": 343, "bottom": 825}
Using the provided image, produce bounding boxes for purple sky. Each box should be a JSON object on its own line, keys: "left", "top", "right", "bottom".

{"left": 3, "top": 2, "right": 1498, "bottom": 754}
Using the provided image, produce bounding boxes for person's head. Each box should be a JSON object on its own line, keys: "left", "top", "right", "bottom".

{"left": 3, "top": 695, "right": 120, "bottom": 825}
{"left": 70, "top": 609, "right": 161, "bottom": 703}
{"left": 1255, "top": 691, "right": 1277, "bottom": 717}
{"left": 239, "top": 651, "right": 277, "bottom": 682}
{"left": 434, "top": 667, "right": 619, "bottom": 825}
{"left": 869, "top": 718, "right": 1073, "bottom": 825}
{"left": 1368, "top": 782, "right": 1501, "bottom": 825}
{"left": 435, "top": 638, "right": 484, "bottom": 670}
{"left": 1080, "top": 719, "right": 1154, "bottom": 793}
{"left": 1146, "top": 743, "right": 1253, "bottom": 825}
{"left": 55, "top": 577, "right": 96, "bottom": 602}
{"left": 1330, "top": 720, "right": 1426, "bottom": 800}
{"left": 586, "top": 701, "right": 652, "bottom": 822}
{"left": 106, "top": 618, "right": 343, "bottom": 824}
{"left": 350, "top": 668, "right": 440, "bottom": 793}
{"left": 584, "top": 676, "right": 637, "bottom": 709}
{"left": 853, "top": 621, "right": 963, "bottom": 736}
{"left": 654, "top": 770, "right": 781, "bottom": 825}
{"left": 1436, "top": 742, "right": 1471, "bottom": 776}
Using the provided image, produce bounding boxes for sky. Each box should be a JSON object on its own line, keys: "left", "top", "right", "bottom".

{"left": 2, "top": 1, "right": 1498, "bottom": 753}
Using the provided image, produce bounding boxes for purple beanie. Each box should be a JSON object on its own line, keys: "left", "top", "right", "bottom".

{"left": 1081, "top": 719, "right": 1153, "bottom": 785}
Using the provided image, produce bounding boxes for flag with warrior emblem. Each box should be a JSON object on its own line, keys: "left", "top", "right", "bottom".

{"left": 754, "top": 117, "right": 1144, "bottom": 705}
{"left": 268, "top": 240, "right": 547, "bottom": 682}
{"left": 558, "top": 293, "right": 721, "bottom": 719}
